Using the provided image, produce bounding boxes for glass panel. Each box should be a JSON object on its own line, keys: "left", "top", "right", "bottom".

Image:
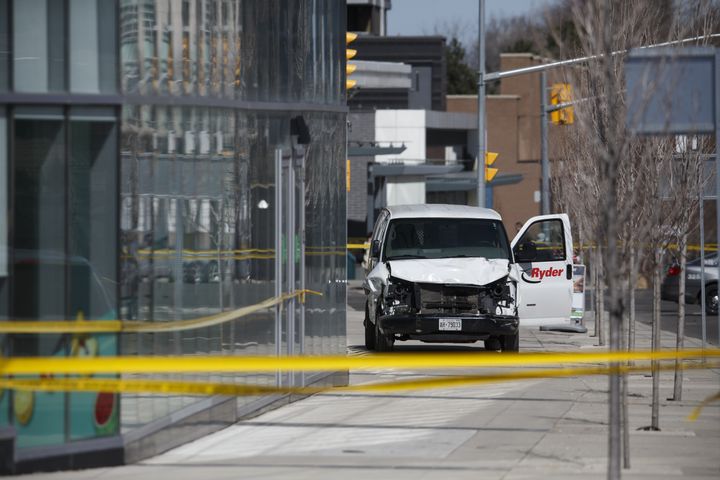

{"left": 12, "top": 107, "right": 66, "bottom": 447}
{"left": 68, "top": 108, "right": 119, "bottom": 440}
{"left": 0, "top": 0, "right": 9, "bottom": 91}
{"left": 110, "top": 0, "right": 351, "bottom": 434}
{"left": 13, "top": 0, "right": 65, "bottom": 93}
{"left": 70, "top": 0, "right": 118, "bottom": 93}
{"left": 515, "top": 219, "right": 566, "bottom": 262}
{"left": 13, "top": 0, "right": 49, "bottom": 92}
{"left": 119, "top": 0, "right": 140, "bottom": 94}
{"left": 70, "top": 0, "right": 100, "bottom": 92}
{"left": 0, "top": 107, "right": 7, "bottom": 429}
{"left": 98, "top": 0, "right": 118, "bottom": 93}
{"left": 47, "top": 0, "right": 66, "bottom": 92}
{"left": 0, "top": 108, "right": 6, "bottom": 279}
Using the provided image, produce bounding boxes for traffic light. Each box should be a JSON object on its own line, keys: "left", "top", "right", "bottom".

{"left": 346, "top": 32, "right": 358, "bottom": 90}
{"left": 550, "top": 83, "right": 574, "bottom": 125}
{"left": 485, "top": 152, "right": 498, "bottom": 182}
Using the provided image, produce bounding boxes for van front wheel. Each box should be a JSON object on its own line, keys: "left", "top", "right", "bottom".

{"left": 501, "top": 332, "right": 519, "bottom": 352}
{"left": 364, "top": 303, "right": 376, "bottom": 351}
{"left": 375, "top": 320, "right": 394, "bottom": 352}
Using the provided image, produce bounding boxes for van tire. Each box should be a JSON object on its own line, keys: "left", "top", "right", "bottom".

{"left": 501, "top": 332, "right": 519, "bottom": 352}
{"left": 375, "top": 319, "right": 394, "bottom": 352}
{"left": 706, "top": 285, "right": 718, "bottom": 316}
{"left": 364, "top": 303, "right": 376, "bottom": 351}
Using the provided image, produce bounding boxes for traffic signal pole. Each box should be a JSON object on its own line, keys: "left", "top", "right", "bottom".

{"left": 504, "top": 36, "right": 720, "bottom": 216}
{"left": 476, "top": 0, "right": 486, "bottom": 208}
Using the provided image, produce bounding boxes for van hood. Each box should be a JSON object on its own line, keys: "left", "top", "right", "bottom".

{"left": 388, "top": 257, "right": 510, "bottom": 286}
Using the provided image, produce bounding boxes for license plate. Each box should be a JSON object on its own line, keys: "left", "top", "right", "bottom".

{"left": 439, "top": 319, "right": 462, "bottom": 331}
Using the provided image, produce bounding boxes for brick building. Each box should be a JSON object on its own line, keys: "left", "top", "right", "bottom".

{"left": 447, "top": 53, "right": 568, "bottom": 233}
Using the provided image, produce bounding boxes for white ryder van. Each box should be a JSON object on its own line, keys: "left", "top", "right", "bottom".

{"left": 362, "top": 204, "right": 573, "bottom": 352}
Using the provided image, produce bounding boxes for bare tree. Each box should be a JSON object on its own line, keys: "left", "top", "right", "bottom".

{"left": 547, "top": 1, "right": 712, "bottom": 477}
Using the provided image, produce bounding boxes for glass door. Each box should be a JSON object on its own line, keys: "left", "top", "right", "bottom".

{"left": 274, "top": 147, "right": 305, "bottom": 387}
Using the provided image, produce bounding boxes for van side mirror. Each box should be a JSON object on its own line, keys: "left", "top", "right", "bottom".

{"left": 514, "top": 242, "right": 537, "bottom": 262}
{"left": 371, "top": 240, "right": 381, "bottom": 258}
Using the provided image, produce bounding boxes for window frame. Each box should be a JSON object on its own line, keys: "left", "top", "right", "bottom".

{"left": 512, "top": 218, "right": 567, "bottom": 263}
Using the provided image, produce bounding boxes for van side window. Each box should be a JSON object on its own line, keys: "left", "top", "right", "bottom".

{"left": 514, "top": 219, "right": 565, "bottom": 262}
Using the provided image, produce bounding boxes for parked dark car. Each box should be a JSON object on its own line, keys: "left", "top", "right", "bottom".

{"left": 183, "top": 261, "right": 202, "bottom": 284}
{"left": 661, "top": 254, "right": 718, "bottom": 315}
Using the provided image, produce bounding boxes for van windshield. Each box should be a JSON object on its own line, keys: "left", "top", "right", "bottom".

{"left": 382, "top": 218, "right": 511, "bottom": 261}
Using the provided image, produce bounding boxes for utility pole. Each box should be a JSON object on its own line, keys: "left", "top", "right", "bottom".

{"left": 715, "top": 50, "right": 720, "bottom": 349}
{"left": 476, "top": 0, "right": 486, "bottom": 208}
{"left": 540, "top": 71, "right": 550, "bottom": 215}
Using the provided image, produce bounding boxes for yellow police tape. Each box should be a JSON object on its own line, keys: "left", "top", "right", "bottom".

{"left": 0, "top": 360, "right": 715, "bottom": 397}
{"left": 345, "top": 243, "right": 719, "bottom": 252}
{"left": 1, "top": 362, "right": 718, "bottom": 421}
{"left": 0, "top": 289, "right": 323, "bottom": 334}
{"left": 1, "top": 349, "right": 719, "bottom": 376}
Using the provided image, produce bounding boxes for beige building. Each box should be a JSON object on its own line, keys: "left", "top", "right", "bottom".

{"left": 447, "top": 53, "right": 569, "bottom": 234}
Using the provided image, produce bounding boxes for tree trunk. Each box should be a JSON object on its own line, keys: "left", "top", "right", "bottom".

{"left": 622, "top": 258, "right": 631, "bottom": 469}
{"left": 592, "top": 246, "right": 599, "bottom": 337}
{"left": 596, "top": 246, "right": 606, "bottom": 346}
{"left": 629, "top": 244, "right": 637, "bottom": 352}
{"left": 651, "top": 258, "right": 661, "bottom": 430}
{"left": 671, "top": 235, "right": 687, "bottom": 401}
{"left": 622, "top": 368, "right": 630, "bottom": 468}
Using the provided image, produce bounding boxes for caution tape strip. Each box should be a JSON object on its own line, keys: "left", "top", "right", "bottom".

{"left": 1, "top": 349, "right": 719, "bottom": 376}
{"left": 0, "top": 360, "right": 714, "bottom": 396}
{"left": 0, "top": 289, "right": 323, "bottom": 334}
{"left": 1, "top": 362, "right": 717, "bottom": 419}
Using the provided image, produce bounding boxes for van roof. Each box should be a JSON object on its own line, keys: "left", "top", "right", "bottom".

{"left": 385, "top": 204, "right": 502, "bottom": 221}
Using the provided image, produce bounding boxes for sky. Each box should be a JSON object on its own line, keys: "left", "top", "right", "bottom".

{"left": 387, "top": 0, "right": 556, "bottom": 37}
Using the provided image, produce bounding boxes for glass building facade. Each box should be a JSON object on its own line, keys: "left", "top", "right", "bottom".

{"left": 0, "top": 0, "right": 347, "bottom": 471}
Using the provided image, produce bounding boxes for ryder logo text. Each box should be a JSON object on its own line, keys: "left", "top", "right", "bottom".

{"left": 531, "top": 267, "right": 564, "bottom": 280}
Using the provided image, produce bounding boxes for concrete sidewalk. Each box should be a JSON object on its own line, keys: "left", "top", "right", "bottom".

{"left": 344, "top": 284, "right": 720, "bottom": 478}
{"left": 16, "top": 289, "right": 719, "bottom": 479}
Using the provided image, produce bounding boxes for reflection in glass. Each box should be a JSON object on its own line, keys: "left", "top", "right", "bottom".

{"left": 13, "top": 108, "right": 66, "bottom": 323}
{"left": 0, "top": 109, "right": 7, "bottom": 410}
{"left": 0, "top": 0, "right": 8, "bottom": 91}
{"left": 118, "top": 0, "right": 345, "bottom": 105}
{"left": 70, "top": 0, "right": 118, "bottom": 93}
{"left": 113, "top": 0, "right": 348, "bottom": 433}
{"left": 0, "top": 108, "right": 7, "bottom": 281}
{"left": 13, "top": 0, "right": 66, "bottom": 93}
{"left": 12, "top": 108, "right": 66, "bottom": 447}
{"left": 69, "top": 108, "right": 118, "bottom": 319}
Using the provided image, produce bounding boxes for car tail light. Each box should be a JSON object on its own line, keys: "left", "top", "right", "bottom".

{"left": 667, "top": 265, "right": 681, "bottom": 276}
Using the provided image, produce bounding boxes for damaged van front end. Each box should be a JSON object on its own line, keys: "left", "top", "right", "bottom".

{"left": 365, "top": 257, "right": 520, "bottom": 351}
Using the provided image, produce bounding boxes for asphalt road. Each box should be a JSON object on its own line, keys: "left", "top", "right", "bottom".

{"left": 635, "top": 289, "right": 720, "bottom": 346}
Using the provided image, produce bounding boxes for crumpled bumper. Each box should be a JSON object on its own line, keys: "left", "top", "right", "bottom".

{"left": 378, "top": 313, "right": 518, "bottom": 337}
